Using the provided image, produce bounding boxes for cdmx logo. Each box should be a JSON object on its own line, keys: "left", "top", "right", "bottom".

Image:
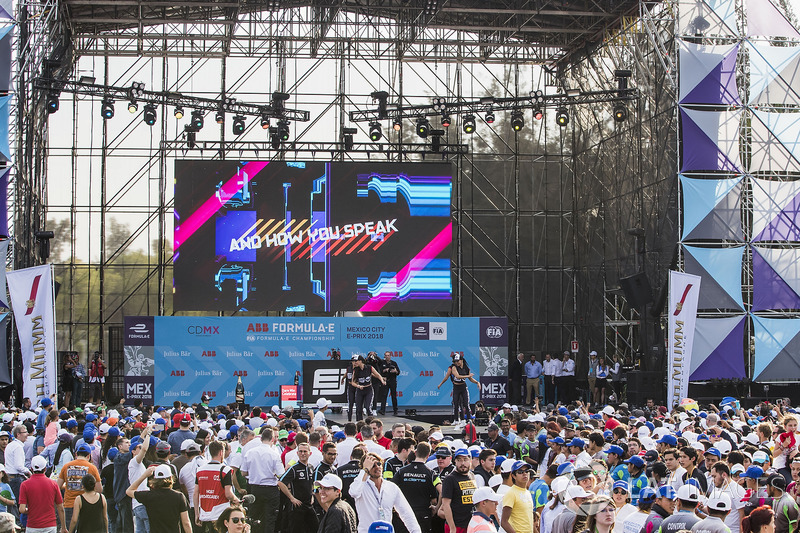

{"left": 312, "top": 368, "right": 347, "bottom": 396}
{"left": 188, "top": 325, "right": 220, "bottom": 335}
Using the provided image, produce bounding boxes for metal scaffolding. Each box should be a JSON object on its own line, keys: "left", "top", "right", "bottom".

{"left": 13, "top": 0, "right": 679, "bottom": 391}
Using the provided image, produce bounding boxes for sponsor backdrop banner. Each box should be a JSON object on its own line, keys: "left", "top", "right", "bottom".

{"left": 668, "top": 270, "right": 701, "bottom": 408}
{"left": 124, "top": 316, "right": 507, "bottom": 407}
{"left": 7, "top": 265, "right": 57, "bottom": 402}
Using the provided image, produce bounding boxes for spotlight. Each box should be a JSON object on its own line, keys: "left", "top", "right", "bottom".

{"left": 184, "top": 125, "right": 197, "bottom": 149}
{"left": 278, "top": 120, "right": 290, "bottom": 141}
{"left": 416, "top": 118, "right": 429, "bottom": 138}
{"left": 191, "top": 110, "right": 204, "bottom": 130}
{"left": 222, "top": 97, "right": 236, "bottom": 111}
{"left": 215, "top": 111, "right": 224, "bottom": 125}
{"left": 432, "top": 97, "right": 446, "bottom": 112}
{"left": 556, "top": 107, "right": 569, "bottom": 127}
{"left": 100, "top": 98, "right": 114, "bottom": 120}
{"left": 173, "top": 106, "right": 184, "bottom": 120}
{"left": 46, "top": 93, "right": 59, "bottom": 114}
{"left": 462, "top": 114, "right": 476, "bottom": 134}
{"left": 369, "top": 122, "right": 382, "bottom": 142}
{"left": 271, "top": 133, "right": 281, "bottom": 150}
{"left": 530, "top": 89, "right": 545, "bottom": 105}
{"left": 510, "top": 110, "right": 524, "bottom": 132}
{"left": 260, "top": 110, "right": 270, "bottom": 129}
{"left": 127, "top": 101, "right": 138, "bottom": 114}
{"left": 533, "top": 107, "right": 544, "bottom": 120}
{"left": 485, "top": 109, "right": 495, "bottom": 124}
{"left": 232, "top": 115, "right": 246, "bottom": 135}
{"left": 143, "top": 103, "right": 157, "bottom": 126}
{"left": 342, "top": 127, "right": 357, "bottom": 151}
{"left": 441, "top": 115, "right": 451, "bottom": 128}
{"left": 430, "top": 129, "right": 445, "bottom": 152}
{"left": 392, "top": 118, "right": 402, "bottom": 131}
{"left": 613, "top": 104, "right": 627, "bottom": 122}
{"left": 129, "top": 81, "right": 145, "bottom": 101}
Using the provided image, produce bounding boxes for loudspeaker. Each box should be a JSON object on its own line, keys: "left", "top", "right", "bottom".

{"left": 619, "top": 272, "right": 654, "bottom": 309}
{"left": 626, "top": 371, "right": 663, "bottom": 407}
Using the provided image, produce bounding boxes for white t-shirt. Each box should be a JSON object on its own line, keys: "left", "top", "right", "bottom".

{"left": 708, "top": 481, "right": 746, "bottom": 533}
{"left": 622, "top": 510, "right": 649, "bottom": 533}
{"left": 613, "top": 504, "right": 638, "bottom": 533}
{"left": 540, "top": 499, "right": 565, "bottom": 533}
{"left": 128, "top": 457, "right": 148, "bottom": 510}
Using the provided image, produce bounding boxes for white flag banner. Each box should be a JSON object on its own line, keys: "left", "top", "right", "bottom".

{"left": 668, "top": 270, "right": 701, "bottom": 408}
{"left": 7, "top": 265, "right": 56, "bottom": 402}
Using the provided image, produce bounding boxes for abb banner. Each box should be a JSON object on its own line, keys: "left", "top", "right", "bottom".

{"left": 123, "top": 316, "right": 508, "bottom": 407}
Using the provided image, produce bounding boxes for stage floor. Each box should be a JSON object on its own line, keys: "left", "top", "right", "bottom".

{"left": 327, "top": 408, "right": 475, "bottom": 438}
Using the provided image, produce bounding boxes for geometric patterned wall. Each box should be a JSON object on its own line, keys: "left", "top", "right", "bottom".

{"left": 678, "top": 0, "right": 800, "bottom": 382}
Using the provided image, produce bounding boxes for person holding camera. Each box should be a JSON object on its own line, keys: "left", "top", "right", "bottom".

{"left": 89, "top": 352, "right": 106, "bottom": 405}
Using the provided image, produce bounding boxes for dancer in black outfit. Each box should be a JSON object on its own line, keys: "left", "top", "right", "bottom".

{"left": 350, "top": 355, "right": 386, "bottom": 421}
{"left": 437, "top": 354, "right": 479, "bottom": 422}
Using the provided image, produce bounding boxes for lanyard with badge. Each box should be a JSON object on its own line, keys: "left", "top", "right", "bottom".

{"left": 370, "top": 480, "right": 387, "bottom": 521}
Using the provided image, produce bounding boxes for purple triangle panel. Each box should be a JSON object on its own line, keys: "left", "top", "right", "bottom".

{"left": 689, "top": 318, "right": 745, "bottom": 380}
{"left": 752, "top": 248, "right": 800, "bottom": 310}
{"left": 681, "top": 45, "right": 741, "bottom": 106}
{"left": 754, "top": 189, "right": 800, "bottom": 241}
{"left": 0, "top": 170, "right": 8, "bottom": 237}
{"left": 680, "top": 109, "right": 741, "bottom": 173}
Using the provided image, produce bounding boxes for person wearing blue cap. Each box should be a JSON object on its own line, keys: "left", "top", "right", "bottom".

{"left": 441, "top": 448, "right": 478, "bottom": 532}
{"left": 611, "top": 480, "right": 636, "bottom": 533}
{"left": 621, "top": 487, "right": 656, "bottom": 533}
{"left": 607, "top": 445, "right": 629, "bottom": 483}
{"left": 624, "top": 456, "right": 648, "bottom": 504}
{"left": 58, "top": 442, "right": 102, "bottom": 527}
{"left": 642, "top": 486, "right": 676, "bottom": 533}
{"left": 500, "top": 461, "right": 534, "bottom": 533}
{"left": 657, "top": 484, "right": 702, "bottom": 533}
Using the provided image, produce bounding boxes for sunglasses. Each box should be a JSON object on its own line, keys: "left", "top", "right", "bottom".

{"left": 230, "top": 517, "right": 245, "bottom": 524}
{"left": 613, "top": 488, "right": 628, "bottom": 495}
{"left": 593, "top": 470, "right": 607, "bottom": 476}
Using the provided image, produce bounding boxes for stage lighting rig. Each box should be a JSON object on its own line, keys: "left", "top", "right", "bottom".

{"left": 441, "top": 114, "right": 451, "bottom": 128}
{"left": 430, "top": 129, "right": 445, "bottom": 152}
{"left": 129, "top": 82, "right": 145, "bottom": 101}
{"left": 416, "top": 118, "right": 430, "bottom": 138}
{"left": 100, "top": 98, "right": 114, "bottom": 120}
{"left": 510, "top": 110, "right": 524, "bottom": 132}
{"left": 215, "top": 111, "right": 224, "bottom": 125}
{"left": 183, "top": 125, "right": 198, "bottom": 149}
{"left": 392, "top": 118, "right": 402, "bottom": 131}
{"left": 613, "top": 104, "right": 627, "bottom": 122}
{"left": 369, "top": 122, "right": 382, "bottom": 142}
{"left": 222, "top": 96, "right": 236, "bottom": 111}
{"left": 462, "top": 114, "right": 476, "bottom": 134}
{"left": 173, "top": 105, "right": 184, "bottom": 120}
{"left": 342, "top": 127, "right": 357, "bottom": 151}
{"left": 530, "top": 90, "right": 545, "bottom": 105}
{"left": 485, "top": 109, "right": 495, "bottom": 124}
{"left": 269, "top": 127, "right": 281, "bottom": 149}
{"left": 271, "top": 91, "right": 290, "bottom": 115}
{"left": 260, "top": 109, "right": 270, "bottom": 129}
{"left": 232, "top": 115, "right": 246, "bottom": 135}
{"left": 277, "top": 120, "right": 291, "bottom": 141}
{"left": 371, "top": 91, "right": 389, "bottom": 119}
{"left": 556, "top": 107, "right": 569, "bottom": 126}
{"left": 143, "top": 103, "right": 157, "bottom": 126}
{"left": 615, "top": 69, "right": 632, "bottom": 97}
{"left": 127, "top": 101, "right": 138, "bottom": 113}
{"left": 191, "top": 110, "right": 204, "bottom": 130}
{"left": 46, "top": 92, "right": 59, "bottom": 114}
{"left": 432, "top": 97, "right": 447, "bottom": 113}
{"left": 533, "top": 107, "right": 543, "bottom": 120}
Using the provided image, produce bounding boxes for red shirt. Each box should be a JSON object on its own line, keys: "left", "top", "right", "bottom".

{"left": 20, "top": 474, "right": 63, "bottom": 528}
{"left": 604, "top": 418, "right": 621, "bottom": 431}
{"left": 376, "top": 435, "right": 392, "bottom": 450}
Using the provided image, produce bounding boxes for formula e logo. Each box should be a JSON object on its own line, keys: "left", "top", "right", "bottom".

{"left": 312, "top": 368, "right": 347, "bottom": 396}
{"left": 412, "top": 322, "right": 429, "bottom": 340}
{"left": 188, "top": 326, "right": 220, "bottom": 335}
{"left": 485, "top": 325, "right": 504, "bottom": 339}
{"left": 129, "top": 323, "right": 149, "bottom": 334}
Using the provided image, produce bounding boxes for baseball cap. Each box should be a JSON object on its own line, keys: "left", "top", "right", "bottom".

{"left": 31, "top": 455, "right": 48, "bottom": 472}
{"left": 429, "top": 431, "right": 445, "bottom": 441}
{"left": 656, "top": 486, "right": 677, "bottom": 499}
{"left": 287, "top": 432, "right": 297, "bottom": 444}
{"left": 548, "top": 437, "right": 565, "bottom": 445}
{"left": 638, "top": 487, "right": 657, "bottom": 505}
{"left": 453, "top": 449, "right": 470, "bottom": 458}
{"left": 488, "top": 474, "right": 503, "bottom": 488}
{"left": 510, "top": 461, "right": 531, "bottom": 473}
{"left": 656, "top": 434, "right": 678, "bottom": 446}
{"left": 567, "top": 438, "right": 585, "bottom": 449}
{"left": 153, "top": 464, "right": 173, "bottom": 479}
{"left": 156, "top": 441, "right": 171, "bottom": 454}
{"left": 677, "top": 484, "right": 700, "bottom": 503}
{"left": 500, "top": 458, "right": 516, "bottom": 473}
{"left": 741, "top": 466, "right": 764, "bottom": 480}
{"left": 768, "top": 473, "right": 787, "bottom": 491}
{"left": 607, "top": 445, "right": 624, "bottom": 456}
{"left": 316, "top": 473, "right": 343, "bottom": 491}
{"left": 180, "top": 439, "right": 194, "bottom": 452}
{"left": 453, "top": 353, "right": 462, "bottom": 361}
{"left": 753, "top": 450, "right": 769, "bottom": 464}
{"left": 130, "top": 436, "right": 144, "bottom": 449}
{"left": 707, "top": 494, "right": 732, "bottom": 512}
{"left": 643, "top": 450, "right": 659, "bottom": 463}
{"left": 624, "top": 456, "right": 645, "bottom": 468}
{"left": 368, "top": 522, "right": 393, "bottom": 533}
{"left": 179, "top": 414, "right": 191, "bottom": 424}
{"left": 76, "top": 444, "right": 92, "bottom": 455}
{"left": 612, "top": 480, "right": 629, "bottom": 492}
{"left": 602, "top": 406, "right": 615, "bottom": 416}
{"left": 278, "top": 430, "right": 289, "bottom": 440}
{"left": 567, "top": 485, "right": 592, "bottom": 499}
{"left": 573, "top": 467, "right": 593, "bottom": 481}
{"left": 472, "top": 486, "right": 503, "bottom": 504}
{"left": 435, "top": 446, "right": 452, "bottom": 458}
{"left": 730, "top": 464, "right": 745, "bottom": 476}
{"left": 704, "top": 447, "right": 722, "bottom": 458}
{"left": 316, "top": 398, "right": 331, "bottom": 409}
{"left": 40, "top": 398, "right": 52, "bottom": 407}
{"left": 557, "top": 463, "right": 575, "bottom": 476}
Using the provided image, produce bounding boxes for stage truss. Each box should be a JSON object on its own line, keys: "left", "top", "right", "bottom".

{"left": 11, "top": 0, "right": 679, "bottom": 392}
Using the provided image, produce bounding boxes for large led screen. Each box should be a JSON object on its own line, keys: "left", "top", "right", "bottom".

{"left": 173, "top": 161, "right": 453, "bottom": 312}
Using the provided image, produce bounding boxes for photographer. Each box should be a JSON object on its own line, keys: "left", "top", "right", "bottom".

{"left": 89, "top": 351, "right": 106, "bottom": 405}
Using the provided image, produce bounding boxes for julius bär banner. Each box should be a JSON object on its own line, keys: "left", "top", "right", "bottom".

{"left": 668, "top": 270, "right": 701, "bottom": 409}
{"left": 123, "top": 316, "right": 508, "bottom": 407}
{"left": 7, "top": 265, "right": 57, "bottom": 403}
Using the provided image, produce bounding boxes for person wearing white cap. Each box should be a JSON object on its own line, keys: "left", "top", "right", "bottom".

{"left": 587, "top": 351, "right": 599, "bottom": 403}
{"left": 467, "top": 486, "right": 503, "bottom": 533}
{"left": 20, "top": 455, "right": 65, "bottom": 533}
{"left": 313, "top": 398, "right": 331, "bottom": 429}
{"left": 692, "top": 494, "right": 732, "bottom": 533}
{"left": 708, "top": 462, "right": 746, "bottom": 533}
{"left": 316, "top": 473, "right": 357, "bottom": 533}
{"left": 658, "top": 484, "right": 702, "bottom": 533}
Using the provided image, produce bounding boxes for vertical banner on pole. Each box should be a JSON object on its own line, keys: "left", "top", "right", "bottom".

{"left": 6, "top": 265, "right": 56, "bottom": 402}
{"left": 668, "top": 270, "right": 701, "bottom": 408}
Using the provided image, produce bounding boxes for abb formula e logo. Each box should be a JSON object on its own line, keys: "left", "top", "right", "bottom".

{"left": 312, "top": 368, "right": 347, "bottom": 396}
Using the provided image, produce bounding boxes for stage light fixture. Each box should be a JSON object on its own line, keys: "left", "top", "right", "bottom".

{"left": 143, "top": 103, "right": 157, "bottom": 126}
{"left": 613, "top": 104, "right": 627, "bottom": 122}
{"left": 128, "top": 81, "right": 145, "bottom": 101}
{"left": 46, "top": 93, "right": 59, "bottom": 114}
{"left": 416, "top": 118, "right": 429, "bottom": 138}
{"left": 222, "top": 97, "right": 236, "bottom": 111}
{"left": 430, "top": 129, "right": 444, "bottom": 152}
{"left": 278, "top": 120, "right": 290, "bottom": 141}
{"left": 127, "top": 101, "right": 138, "bottom": 114}
{"left": 485, "top": 109, "right": 495, "bottom": 124}
{"left": 371, "top": 91, "right": 389, "bottom": 119}
{"left": 260, "top": 114, "right": 270, "bottom": 129}
{"left": 215, "top": 111, "right": 224, "bottom": 125}
{"left": 173, "top": 106, "right": 184, "bottom": 120}
{"left": 342, "top": 127, "right": 357, "bottom": 151}
{"left": 271, "top": 134, "right": 281, "bottom": 149}
{"left": 100, "top": 98, "right": 114, "bottom": 120}
{"left": 369, "top": 122, "right": 382, "bottom": 142}
{"left": 184, "top": 125, "right": 197, "bottom": 149}
{"left": 462, "top": 114, "right": 476, "bottom": 134}
{"left": 392, "top": 118, "right": 402, "bottom": 131}
{"left": 556, "top": 107, "right": 569, "bottom": 127}
{"left": 232, "top": 115, "right": 246, "bottom": 135}
{"left": 533, "top": 107, "right": 544, "bottom": 120}
{"left": 432, "top": 97, "right": 446, "bottom": 112}
{"left": 510, "top": 110, "right": 524, "bottom": 132}
{"left": 441, "top": 114, "right": 451, "bottom": 128}
{"left": 191, "top": 110, "right": 204, "bottom": 130}
{"left": 530, "top": 89, "right": 545, "bottom": 105}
